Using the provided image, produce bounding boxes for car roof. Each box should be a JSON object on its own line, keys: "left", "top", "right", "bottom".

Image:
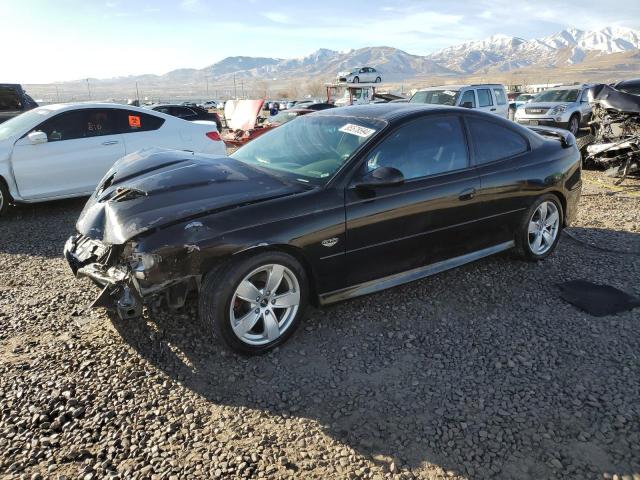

{"left": 415, "top": 84, "right": 504, "bottom": 92}
{"left": 314, "top": 103, "right": 466, "bottom": 121}
{"left": 545, "top": 84, "right": 592, "bottom": 90}
{"left": 615, "top": 78, "right": 640, "bottom": 87}
{"left": 151, "top": 104, "right": 203, "bottom": 108}
{"left": 32, "top": 102, "right": 174, "bottom": 120}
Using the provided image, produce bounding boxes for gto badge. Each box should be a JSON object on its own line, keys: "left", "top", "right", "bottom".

{"left": 321, "top": 237, "right": 339, "bottom": 248}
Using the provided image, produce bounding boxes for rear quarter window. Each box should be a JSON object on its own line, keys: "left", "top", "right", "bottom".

{"left": 0, "top": 86, "right": 22, "bottom": 111}
{"left": 467, "top": 117, "right": 528, "bottom": 164}
{"left": 119, "top": 110, "right": 165, "bottom": 133}
{"left": 493, "top": 88, "right": 507, "bottom": 105}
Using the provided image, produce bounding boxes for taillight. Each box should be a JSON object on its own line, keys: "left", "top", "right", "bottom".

{"left": 206, "top": 131, "right": 221, "bottom": 141}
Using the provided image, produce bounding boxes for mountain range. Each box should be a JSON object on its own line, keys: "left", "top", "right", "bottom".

{"left": 162, "top": 26, "right": 640, "bottom": 82}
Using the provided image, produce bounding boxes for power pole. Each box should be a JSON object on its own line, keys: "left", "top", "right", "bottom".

{"left": 136, "top": 82, "right": 140, "bottom": 104}
{"left": 233, "top": 74, "right": 237, "bottom": 99}
{"left": 55, "top": 85, "right": 60, "bottom": 102}
{"left": 206, "top": 77, "right": 209, "bottom": 97}
{"left": 86, "top": 78, "right": 91, "bottom": 100}
{"left": 241, "top": 80, "right": 244, "bottom": 99}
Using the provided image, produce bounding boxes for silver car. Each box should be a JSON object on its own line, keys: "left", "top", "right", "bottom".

{"left": 336, "top": 67, "right": 382, "bottom": 84}
{"left": 514, "top": 85, "right": 593, "bottom": 135}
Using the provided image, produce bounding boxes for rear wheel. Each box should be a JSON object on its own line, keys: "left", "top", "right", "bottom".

{"left": 515, "top": 195, "right": 563, "bottom": 261}
{"left": 0, "top": 178, "right": 10, "bottom": 218}
{"left": 353, "top": 76, "right": 359, "bottom": 83}
{"left": 199, "top": 251, "right": 308, "bottom": 355}
{"left": 375, "top": 77, "right": 381, "bottom": 83}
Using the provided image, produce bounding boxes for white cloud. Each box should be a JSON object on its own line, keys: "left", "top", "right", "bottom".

{"left": 262, "top": 12, "right": 291, "bottom": 24}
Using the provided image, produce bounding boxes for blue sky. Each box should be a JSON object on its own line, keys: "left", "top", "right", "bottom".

{"left": 2, "top": 0, "right": 639, "bottom": 83}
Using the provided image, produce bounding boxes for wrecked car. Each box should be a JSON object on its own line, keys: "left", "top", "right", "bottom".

{"left": 581, "top": 83, "right": 640, "bottom": 184}
{"left": 64, "top": 104, "right": 581, "bottom": 355}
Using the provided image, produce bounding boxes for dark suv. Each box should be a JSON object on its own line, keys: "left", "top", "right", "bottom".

{"left": 0, "top": 84, "right": 38, "bottom": 124}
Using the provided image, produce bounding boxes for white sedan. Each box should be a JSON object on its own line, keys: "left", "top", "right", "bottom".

{"left": 0, "top": 102, "right": 225, "bottom": 216}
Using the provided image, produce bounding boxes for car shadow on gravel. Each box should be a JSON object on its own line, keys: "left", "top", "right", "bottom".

{"left": 0, "top": 198, "right": 86, "bottom": 257}
{"left": 109, "top": 243, "right": 640, "bottom": 479}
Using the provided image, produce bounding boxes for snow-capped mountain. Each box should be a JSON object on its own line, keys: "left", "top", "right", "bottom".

{"left": 426, "top": 26, "right": 640, "bottom": 73}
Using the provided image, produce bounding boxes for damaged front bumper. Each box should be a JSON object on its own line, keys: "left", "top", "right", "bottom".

{"left": 64, "top": 235, "right": 143, "bottom": 320}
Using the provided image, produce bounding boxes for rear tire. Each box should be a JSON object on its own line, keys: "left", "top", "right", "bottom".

{"left": 375, "top": 77, "right": 381, "bottom": 83}
{"left": 515, "top": 194, "right": 563, "bottom": 261}
{"left": 199, "top": 251, "right": 308, "bottom": 355}
{"left": 353, "top": 76, "right": 359, "bottom": 83}
{"left": 0, "top": 178, "right": 10, "bottom": 218}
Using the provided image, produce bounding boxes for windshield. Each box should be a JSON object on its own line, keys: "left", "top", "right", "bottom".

{"left": 0, "top": 108, "right": 54, "bottom": 141}
{"left": 268, "top": 110, "right": 302, "bottom": 125}
{"left": 410, "top": 89, "right": 460, "bottom": 106}
{"left": 516, "top": 94, "right": 534, "bottom": 101}
{"left": 231, "top": 115, "right": 386, "bottom": 185}
{"left": 533, "top": 89, "right": 580, "bottom": 103}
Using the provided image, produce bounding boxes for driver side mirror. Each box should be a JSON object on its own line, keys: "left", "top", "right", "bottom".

{"left": 28, "top": 131, "right": 48, "bottom": 145}
{"left": 352, "top": 166, "right": 404, "bottom": 189}
{"left": 461, "top": 101, "right": 473, "bottom": 108}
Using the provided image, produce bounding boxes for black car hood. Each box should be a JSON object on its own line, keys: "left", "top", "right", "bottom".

{"left": 77, "top": 148, "right": 305, "bottom": 244}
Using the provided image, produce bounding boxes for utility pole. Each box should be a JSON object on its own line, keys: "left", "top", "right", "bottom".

{"left": 241, "top": 80, "right": 244, "bottom": 99}
{"left": 135, "top": 82, "right": 140, "bottom": 104}
{"left": 206, "top": 77, "right": 209, "bottom": 97}
{"left": 55, "top": 85, "right": 60, "bottom": 102}
{"left": 233, "top": 74, "right": 237, "bottom": 99}
{"left": 86, "top": 78, "right": 91, "bottom": 100}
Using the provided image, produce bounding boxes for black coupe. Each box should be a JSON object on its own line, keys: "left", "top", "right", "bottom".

{"left": 64, "top": 104, "right": 582, "bottom": 354}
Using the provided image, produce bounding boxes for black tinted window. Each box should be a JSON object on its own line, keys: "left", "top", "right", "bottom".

{"left": 477, "top": 89, "right": 493, "bottom": 107}
{"left": 460, "top": 90, "right": 475, "bottom": 108}
{"left": 467, "top": 117, "right": 527, "bottom": 164}
{"left": 118, "top": 110, "right": 165, "bottom": 133}
{"left": 366, "top": 116, "right": 469, "bottom": 180}
{"left": 85, "top": 109, "right": 118, "bottom": 137}
{"left": 35, "top": 110, "right": 87, "bottom": 141}
{"left": 0, "top": 86, "right": 22, "bottom": 111}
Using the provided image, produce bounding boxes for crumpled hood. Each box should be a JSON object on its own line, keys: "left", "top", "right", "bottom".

{"left": 76, "top": 148, "right": 303, "bottom": 244}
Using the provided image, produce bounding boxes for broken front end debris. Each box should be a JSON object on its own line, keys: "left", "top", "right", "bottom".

{"left": 584, "top": 84, "right": 640, "bottom": 184}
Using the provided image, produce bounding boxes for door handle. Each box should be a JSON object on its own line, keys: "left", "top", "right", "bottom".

{"left": 490, "top": 108, "right": 496, "bottom": 111}
{"left": 102, "top": 140, "right": 119, "bottom": 146}
{"left": 459, "top": 188, "right": 476, "bottom": 201}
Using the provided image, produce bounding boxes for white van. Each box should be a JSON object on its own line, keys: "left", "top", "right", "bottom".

{"left": 409, "top": 84, "right": 509, "bottom": 118}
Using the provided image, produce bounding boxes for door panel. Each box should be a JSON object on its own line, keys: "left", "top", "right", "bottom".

{"left": 12, "top": 134, "right": 125, "bottom": 199}
{"left": 344, "top": 114, "right": 482, "bottom": 286}
{"left": 345, "top": 172, "right": 480, "bottom": 285}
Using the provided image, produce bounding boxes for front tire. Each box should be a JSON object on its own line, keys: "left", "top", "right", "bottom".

{"left": 199, "top": 251, "right": 308, "bottom": 355}
{"left": 0, "top": 178, "right": 10, "bottom": 218}
{"left": 515, "top": 195, "right": 563, "bottom": 261}
{"left": 353, "top": 76, "right": 359, "bottom": 83}
{"left": 375, "top": 77, "right": 381, "bottom": 83}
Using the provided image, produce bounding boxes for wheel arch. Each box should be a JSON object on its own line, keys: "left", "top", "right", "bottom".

{"left": 547, "top": 190, "right": 568, "bottom": 226}
{"left": 230, "top": 243, "right": 320, "bottom": 306}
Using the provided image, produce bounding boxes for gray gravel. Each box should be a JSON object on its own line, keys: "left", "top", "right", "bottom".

{"left": 1, "top": 171, "right": 639, "bottom": 480}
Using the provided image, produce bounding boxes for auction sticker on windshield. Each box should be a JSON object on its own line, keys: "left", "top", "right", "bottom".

{"left": 339, "top": 123, "right": 376, "bottom": 138}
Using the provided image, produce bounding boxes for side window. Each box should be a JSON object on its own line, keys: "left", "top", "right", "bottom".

{"left": 467, "top": 117, "right": 527, "bottom": 164}
{"left": 33, "top": 110, "right": 88, "bottom": 141}
{"left": 84, "top": 109, "right": 119, "bottom": 137}
{"left": 477, "top": 89, "right": 493, "bottom": 107}
{"left": 580, "top": 89, "right": 590, "bottom": 102}
{"left": 493, "top": 88, "right": 507, "bottom": 105}
{"left": 366, "top": 116, "right": 469, "bottom": 180}
{"left": 155, "top": 106, "right": 171, "bottom": 115}
{"left": 118, "top": 110, "right": 165, "bottom": 133}
{"left": 460, "top": 90, "right": 476, "bottom": 108}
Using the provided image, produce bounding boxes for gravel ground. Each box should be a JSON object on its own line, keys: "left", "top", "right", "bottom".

{"left": 1, "top": 170, "right": 639, "bottom": 480}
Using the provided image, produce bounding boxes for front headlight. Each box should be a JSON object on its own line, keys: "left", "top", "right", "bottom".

{"left": 549, "top": 104, "right": 568, "bottom": 115}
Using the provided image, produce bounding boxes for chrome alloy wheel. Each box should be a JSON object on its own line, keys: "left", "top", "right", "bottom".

{"left": 528, "top": 201, "right": 560, "bottom": 255}
{"left": 568, "top": 115, "right": 579, "bottom": 135}
{"left": 229, "top": 264, "right": 300, "bottom": 346}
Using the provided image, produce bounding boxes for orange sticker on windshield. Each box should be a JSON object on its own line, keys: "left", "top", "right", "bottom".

{"left": 128, "top": 115, "right": 141, "bottom": 128}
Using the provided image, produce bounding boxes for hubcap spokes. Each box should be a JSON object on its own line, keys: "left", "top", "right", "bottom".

{"left": 230, "top": 264, "right": 300, "bottom": 346}
{"left": 528, "top": 201, "right": 559, "bottom": 255}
